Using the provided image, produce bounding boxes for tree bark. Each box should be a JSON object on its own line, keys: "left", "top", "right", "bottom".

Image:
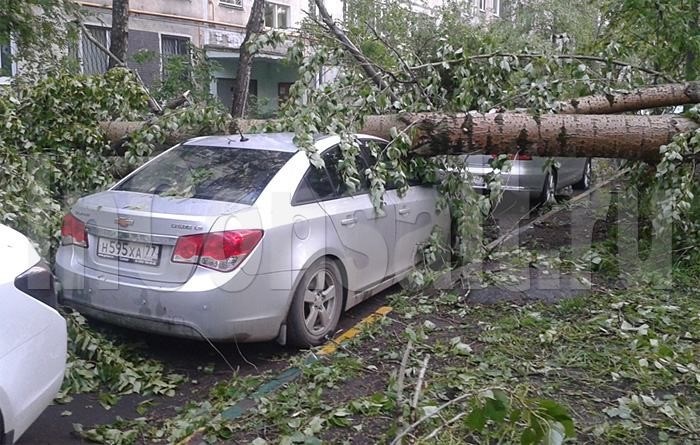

{"left": 359, "top": 112, "right": 698, "bottom": 162}
{"left": 108, "top": 0, "right": 129, "bottom": 70}
{"left": 230, "top": 0, "right": 265, "bottom": 118}
{"left": 555, "top": 82, "right": 700, "bottom": 114}
{"left": 100, "top": 112, "right": 698, "bottom": 161}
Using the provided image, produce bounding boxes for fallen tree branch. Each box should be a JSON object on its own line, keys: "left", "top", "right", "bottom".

{"left": 78, "top": 22, "right": 163, "bottom": 114}
{"left": 423, "top": 412, "right": 467, "bottom": 441}
{"left": 555, "top": 82, "right": 700, "bottom": 114}
{"left": 395, "top": 340, "right": 413, "bottom": 406}
{"left": 364, "top": 21, "right": 434, "bottom": 108}
{"left": 390, "top": 390, "right": 476, "bottom": 445}
{"left": 312, "top": 0, "right": 401, "bottom": 105}
{"left": 410, "top": 355, "right": 430, "bottom": 421}
{"left": 410, "top": 51, "right": 678, "bottom": 83}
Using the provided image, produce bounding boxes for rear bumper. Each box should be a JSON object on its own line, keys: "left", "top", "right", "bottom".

{"left": 55, "top": 248, "right": 300, "bottom": 342}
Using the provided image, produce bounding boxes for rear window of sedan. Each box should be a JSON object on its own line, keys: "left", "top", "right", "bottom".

{"left": 115, "top": 145, "right": 293, "bottom": 204}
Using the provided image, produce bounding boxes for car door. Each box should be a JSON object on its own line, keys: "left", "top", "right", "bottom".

{"left": 360, "top": 139, "right": 449, "bottom": 276}
{"left": 316, "top": 146, "right": 397, "bottom": 294}
{"left": 388, "top": 184, "right": 448, "bottom": 275}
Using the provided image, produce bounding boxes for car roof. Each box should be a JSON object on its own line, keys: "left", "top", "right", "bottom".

{"left": 183, "top": 132, "right": 387, "bottom": 153}
{"left": 184, "top": 133, "right": 299, "bottom": 153}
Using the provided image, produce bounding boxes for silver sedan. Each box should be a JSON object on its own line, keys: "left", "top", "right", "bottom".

{"left": 56, "top": 133, "right": 449, "bottom": 346}
{"left": 464, "top": 154, "right": 592, "bottom": 206}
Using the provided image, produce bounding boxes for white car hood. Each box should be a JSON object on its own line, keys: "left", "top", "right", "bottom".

{"left": 0, "top": 224, "right": 40, "bottom": 282}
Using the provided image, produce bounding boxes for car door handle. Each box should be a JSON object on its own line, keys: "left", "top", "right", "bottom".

{"left": 398, "top": 207, "right": 411, "bottom": 215}
{"left": 341, "top": 217, "right": 357, "bottom": 226}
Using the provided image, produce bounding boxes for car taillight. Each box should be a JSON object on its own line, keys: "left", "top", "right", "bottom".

{"left": 61, "top": 213, "right": 88, "bottom": 247}
{"left": 14, "top": 261, "right": 57, "bottom": 308}
{"left": 172, "top": 230, "right": 263, "bottom": 272}
{"left": 491, "top": 153, "right": 533, "bottom": 160}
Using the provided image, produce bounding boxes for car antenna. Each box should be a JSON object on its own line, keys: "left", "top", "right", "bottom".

{"left": 239, "top": 130, "right": 249, "bottom": 142}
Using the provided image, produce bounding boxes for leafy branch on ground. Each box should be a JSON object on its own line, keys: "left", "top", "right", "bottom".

{"left": 57, "top": 310, "right": 185, "bottom": 408}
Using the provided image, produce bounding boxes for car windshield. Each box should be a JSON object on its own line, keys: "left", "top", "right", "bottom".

{"left": 116, "top": 145, "right": 293, "bottom": 204}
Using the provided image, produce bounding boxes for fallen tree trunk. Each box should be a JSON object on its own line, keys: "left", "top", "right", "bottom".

{"left": 99, "top": 80, "right": 700, "bottom": 161}
{"left": 555, "top": 81, "right": 700, "bottom": 114}
{"left": 100, "top": 112, "right": 698, "bottom": 161}
{"left": 360, "top": 112, "right": 698, "bottom": 161}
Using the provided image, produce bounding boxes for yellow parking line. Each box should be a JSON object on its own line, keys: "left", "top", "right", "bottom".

{"left": 318, "top": 306, "right": 393, "bottom": 356}
{"left": 179, "top": 305, "right": 394, "bottom": 444}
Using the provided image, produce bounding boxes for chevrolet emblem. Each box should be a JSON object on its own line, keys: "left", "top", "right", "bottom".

{"left": 115, "top": 217, "right": 134, "bottom": 228}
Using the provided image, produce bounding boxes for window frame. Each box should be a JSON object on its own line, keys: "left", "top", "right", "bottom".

{"left": 159, "top": 33, "right": 192, "bottom": 79}
{"left": 219, "top": 0, "right": 243, "bottom": 9}
{"left": 478, "top": 0, "right": 486, "bottom": 11}
{"left": 80, "top": 24, "right": 111, "bottom": 75}
{"left": 291, "top": 145, "right": 370, "bottom": 206}
{"left": 278, "top": 81, "right": 293, "bottom": 105}
{"left": 0, "top": 39, "right": 16, "bottom": 84}
{"left": 264, "top": 2, "right": 291, "bottom": 29}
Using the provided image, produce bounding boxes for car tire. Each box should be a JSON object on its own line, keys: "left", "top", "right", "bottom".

{"left": 572, "top": 159, "right": 593, "bottom": 190}
{"left": 286, "top": 259, "right": 344, "bottom": 348}
{"left": 531, "top": 171, "right": 557, "bottom": 208}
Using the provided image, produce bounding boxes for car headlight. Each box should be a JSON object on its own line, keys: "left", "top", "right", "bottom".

{"left": 14, "top": 260, "right": 57, "bottom": 308}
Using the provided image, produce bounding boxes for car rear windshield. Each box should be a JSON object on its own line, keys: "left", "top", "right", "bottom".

{"left": 116, "top": 145, "right": 293, "bottom": 204}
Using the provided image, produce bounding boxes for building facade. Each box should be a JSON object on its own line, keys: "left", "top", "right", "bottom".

{"left": 2, "top": 1, "right": 505, "bottom": 109}
{"left": 75, "top": 0, "right": 310, "bottom": 115}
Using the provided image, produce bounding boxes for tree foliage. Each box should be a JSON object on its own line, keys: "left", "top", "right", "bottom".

{"left": 600, "top": 0, "right": 700, "bottom": 81}
{"left": 0, "top": 67, "right": 229, "bottom": 256}
{"left": 264, "top": 0, "right": 700, "bottom": 266}
{"left": 0, "top": 0, "right": 79, "bottom": 75}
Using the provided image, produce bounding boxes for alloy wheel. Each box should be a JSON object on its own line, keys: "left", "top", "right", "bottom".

{"left": 302, "top": 269, "right": 338, "bottom": 335}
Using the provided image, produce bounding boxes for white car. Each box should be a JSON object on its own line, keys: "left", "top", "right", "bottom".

{"left": 0, "top": 224, "right": 67, "bottom": 444}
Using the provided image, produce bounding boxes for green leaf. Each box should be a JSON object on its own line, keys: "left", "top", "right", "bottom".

{"left": 484, "top": 398, "right": 507, "bottom": 423}
{"left": 465, "top": 405, "right": 487, "bottom": 431}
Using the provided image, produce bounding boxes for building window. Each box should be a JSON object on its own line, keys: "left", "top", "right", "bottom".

{"left": 265, "top": 3, "right": 290, "bottom": 29}
{"left": 220, "top": 0, "right": 243, "bottom": 8}
{"left": 161, "top": 35, "right": 190, "bottom": 59}
{"left": 81, "top": 25, "right": 110, "bottom": 75}
{"left": 493, "top": 0, "right": 500, "bottom": 17}
{"left": 161, "top": 34, "right": 190, "bottom": 78}
{"left": 278, "top": 82, "right": 293, "bottom": 105}
{"left": 478, "top": 0, "right": 486, "bottom": 11}
{"left": 0, "top": 42, "right": 12, "bottom": 79}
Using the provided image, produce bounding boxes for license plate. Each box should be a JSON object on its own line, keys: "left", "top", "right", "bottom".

{"left": 96, "top": 237, "right": 162, "bottom": 266}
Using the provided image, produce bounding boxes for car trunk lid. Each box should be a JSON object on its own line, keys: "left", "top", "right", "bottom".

{"left": 72, "top": 190, "right": 249, "bottom": 283}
